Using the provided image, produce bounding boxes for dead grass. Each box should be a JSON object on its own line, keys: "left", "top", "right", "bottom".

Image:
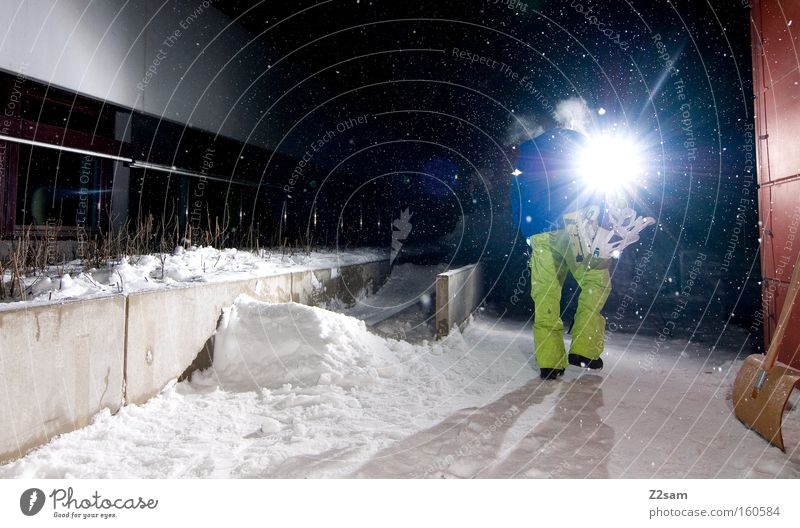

{"left": 0, "top": 213, "right": 272, "bottom": 301}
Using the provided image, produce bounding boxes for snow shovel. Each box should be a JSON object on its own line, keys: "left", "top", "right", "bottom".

{"left": 733, "top": 252, "right": 800, "bottom": 451}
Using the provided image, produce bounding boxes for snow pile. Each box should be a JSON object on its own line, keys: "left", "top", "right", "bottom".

{"left": 207, "top": 297, "right": 400, "bottom": 391}
{"left": 1, "top": 246, "right": 386, "bottom": 308}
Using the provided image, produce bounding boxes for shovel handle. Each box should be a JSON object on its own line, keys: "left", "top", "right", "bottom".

{"left": 753, "top": 369, "right": 768, "bottom": 391}
{"left": 763, "top": 250, "right": 800, "bottom": 372}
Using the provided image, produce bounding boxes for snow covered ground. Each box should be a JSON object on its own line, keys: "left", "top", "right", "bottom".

{"left": 0, "top": 246, "right": 387, "bottom": 309}
{"left": 2, "top": 291, "right": 798, "bottom": 478}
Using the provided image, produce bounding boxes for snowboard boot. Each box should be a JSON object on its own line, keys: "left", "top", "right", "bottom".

{"left": 568, "top": 353, "right": 603, "bottom": 370}
{"left": 540, "top": 368, "right": 565, "bottom": 380}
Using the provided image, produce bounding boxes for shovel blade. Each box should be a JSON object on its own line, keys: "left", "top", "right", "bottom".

{"left": 733, "top": 354, "right": 800, "bottom": 451}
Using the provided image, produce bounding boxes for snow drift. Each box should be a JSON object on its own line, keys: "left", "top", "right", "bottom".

{"left": 209, "top": 297, "right": 401, "bottom": 391}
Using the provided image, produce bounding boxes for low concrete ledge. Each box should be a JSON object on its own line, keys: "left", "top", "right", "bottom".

{"left": 0, "top": 257, "right": 390, "bottom": 464}
{"left": 338, "top": 260, "right": 391, "bottom": 305}
{"left": 435, "top": 263, "right": 484, "bottom": 338}
{"left": 0, "top": 295, "right": 125, "bottom": 463}
{"left": 290, "top": 260, "right": 391, "bottom": 306}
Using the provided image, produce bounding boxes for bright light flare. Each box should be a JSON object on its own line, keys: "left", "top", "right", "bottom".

{"left": 578, "top": 135, "right": 644, "bottom": 193}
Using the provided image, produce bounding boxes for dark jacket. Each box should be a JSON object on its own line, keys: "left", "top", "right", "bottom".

{"left": 509, "top": 128, "right": 601, "bottom": 237}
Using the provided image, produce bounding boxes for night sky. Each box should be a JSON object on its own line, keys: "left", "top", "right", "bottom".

{"left": 209, "top": 1, "right": 757, "bottom": 335}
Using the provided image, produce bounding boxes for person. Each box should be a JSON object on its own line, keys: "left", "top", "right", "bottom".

{"left": 510, "top": 128, "right": 612, "bottom": 380}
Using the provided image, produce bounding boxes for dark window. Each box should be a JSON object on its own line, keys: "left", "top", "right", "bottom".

{"left": 15, "top": 146, "right": 108, "bottom": 231}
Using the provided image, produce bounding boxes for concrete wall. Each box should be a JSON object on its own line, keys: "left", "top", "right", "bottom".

{"left": 0, "top": 258, "right": 389, "bottom": 463}
{"left": 290, "top": 260, "right": 391, "bottom": 306}
{"left": 0, "top": 295, "right": 125, "bottom": 463}
{"left": 435, "top": 263, "right": 484, "bottom": 338}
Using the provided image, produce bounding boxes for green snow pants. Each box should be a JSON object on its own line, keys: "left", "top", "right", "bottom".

{"left": 529, "top": 230, "right": 612, "bottom": 369}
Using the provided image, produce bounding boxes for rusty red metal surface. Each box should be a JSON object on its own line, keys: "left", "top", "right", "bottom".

{"left": 753, "top": 0, "right": 800, "bottom": 369}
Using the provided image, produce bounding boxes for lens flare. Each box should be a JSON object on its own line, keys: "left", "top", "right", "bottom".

{"left": 578, "top": 134, "right": 644, "bottom": 193}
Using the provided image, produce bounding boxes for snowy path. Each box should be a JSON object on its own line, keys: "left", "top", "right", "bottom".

{"left": 2, "top": 297, "right": 799, "bottom": 478}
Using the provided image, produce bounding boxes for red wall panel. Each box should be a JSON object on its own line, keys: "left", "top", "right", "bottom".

{"left": 754, "top": 0, "right": 800, "bottom": 369}
{"left": 762, "top": 279, "right": 800, "bottom": 367}
{"left": 755, "top": 0, "right": 800, "bottom": 185}
{"left": 759, "top": 180, "right": 800, "bottom": 283}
